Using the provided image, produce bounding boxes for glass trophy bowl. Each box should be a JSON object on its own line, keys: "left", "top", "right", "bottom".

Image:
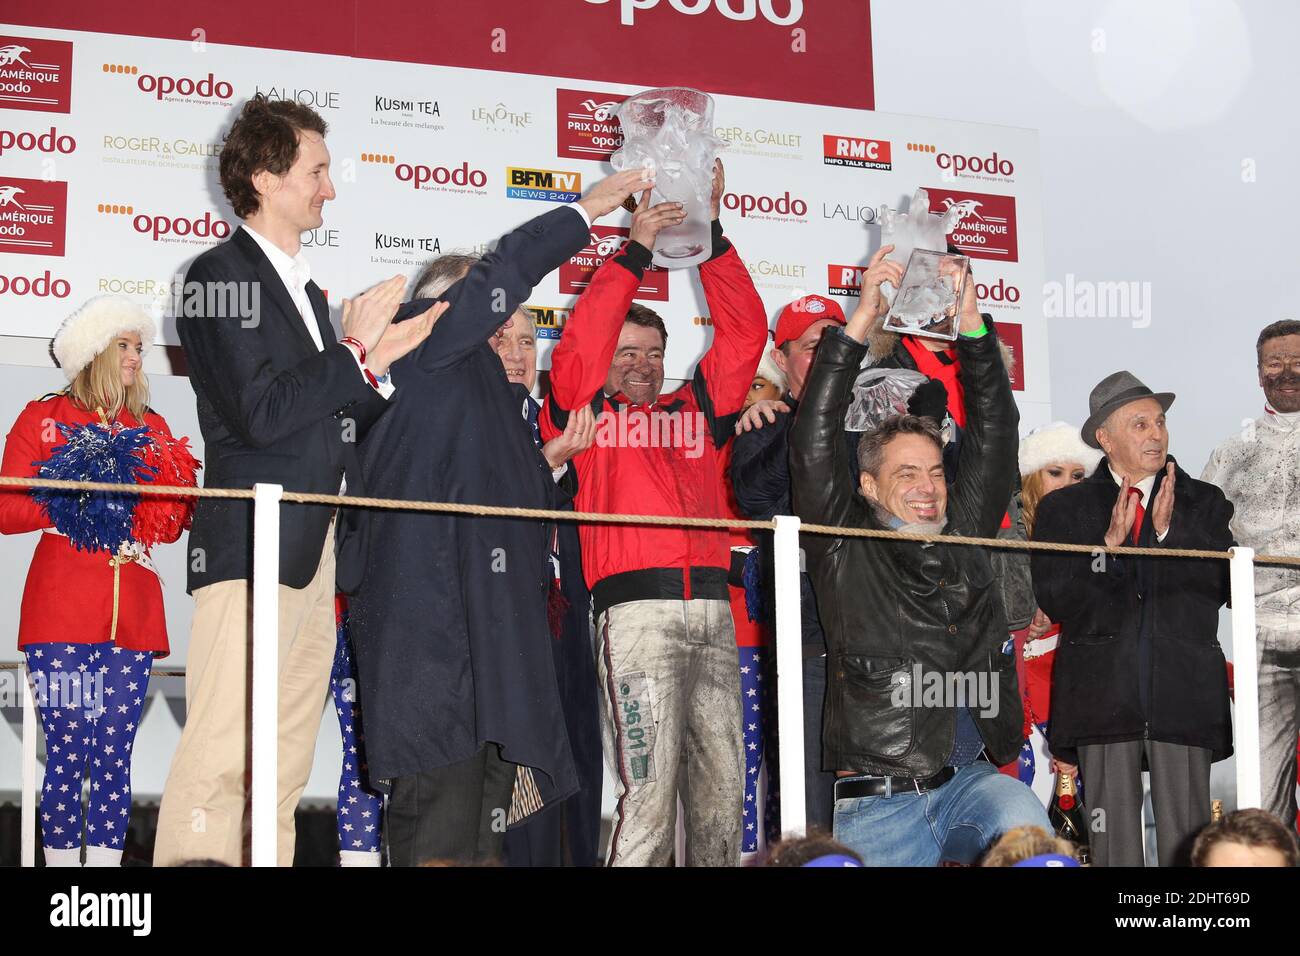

{"left": 883, "top": 249, "right": 969, "bottom": 342}
{"left": 610, "top": 87, "right": 723, "bottom": 270}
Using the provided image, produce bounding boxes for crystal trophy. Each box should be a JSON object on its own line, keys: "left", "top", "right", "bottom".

{"left": 883, "top": 249, "right": 970, "bottom": 341}
{"left": 610, "top": 87, "right": 724, "bottom": 270}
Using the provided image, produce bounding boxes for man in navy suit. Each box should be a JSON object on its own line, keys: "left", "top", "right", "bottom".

{"left": 155, "top": 96, "right": 437, "bottom": 867}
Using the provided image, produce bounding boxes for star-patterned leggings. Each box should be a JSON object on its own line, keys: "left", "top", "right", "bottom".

{"left": 739, "top": 646, "right": 780, "bottom": 853}
{"left": 25, "top": 641, "right": 152, "bottom": 852}
{"left": 332, "top": 604, "right": 383, "bottom": 854}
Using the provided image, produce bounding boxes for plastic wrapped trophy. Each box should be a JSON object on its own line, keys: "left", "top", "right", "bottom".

{"left": 877, "top": 188, "right": 973, "bottom": 342}
{"left": 610, "top": 87, "right": 725, "bottom": 270}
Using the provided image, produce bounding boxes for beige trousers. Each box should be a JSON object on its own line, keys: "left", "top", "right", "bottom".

{"left": 153, "top": 528, "right": 337, "bottom": 867}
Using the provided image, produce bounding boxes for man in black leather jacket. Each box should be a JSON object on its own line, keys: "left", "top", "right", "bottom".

{"left": 788, "top": 245, "right": 1049, "bottom": 866}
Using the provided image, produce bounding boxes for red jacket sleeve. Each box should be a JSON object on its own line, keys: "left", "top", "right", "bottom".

{"left": 0, "top": 399, "right": 55, "bottom": 534}
{"left": 541, "top": 243, "right": 643, "bottom": 440}
{"left": 695, "top": 240, "right": 769, "bottom": 422}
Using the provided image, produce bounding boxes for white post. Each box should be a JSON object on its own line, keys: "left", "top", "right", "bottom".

{"left": 251, "top": 483, "right": 283, "bottom": 867}
{"left": 1229, "top": 546, "right": 1262, "bottom": 809}
{"left": 773, "top": 514, "right": 807, "bottom": 837}
{"left": 21, "top": 670, "right": 37, "bottom": 867}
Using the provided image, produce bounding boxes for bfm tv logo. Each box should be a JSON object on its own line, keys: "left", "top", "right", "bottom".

{"left": 560, "top": 226, "right": 669, "bottom": 301}
{"left": 526, "top": 305, "right": 571, "bottom": 341}
{"left": 0, "top": 176, "right": 67, "bottom": 257}
{"left": 107, "top": 61, "right": 233, "bottom": 103}
{"left": 823, "top": 135, "right": 891, "bottom": 171}
{"left": 0, "top": 36, "right": 73, "bottom": 113}
{"left": 557, "top": 88, "right": 625, "bottom": 161}
{"left": 506, "top": 167, "right": 582, "bottom": 203}
{"left": 925, "top": 186, "right": 1018, "bottom": 261}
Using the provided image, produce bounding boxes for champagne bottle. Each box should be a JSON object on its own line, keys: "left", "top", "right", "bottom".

{"left": 1048, "top": 771, "right": 1091, "bottom": 864}
{"left": 1211, "top": 799, "right": 1223, "bottom": 821}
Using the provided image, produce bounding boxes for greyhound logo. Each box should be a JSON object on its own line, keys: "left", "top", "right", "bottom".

{"left": 0, "top": 186, "right": 27, "bottom": 210}
{"left": 0, "top": 45, "right": 32, "bottom": 68}
{"left": 591, "top": 231, "right": 624, "bottom": 257}
{"left": 580, "top": 99, "right": 620, "bottom": 122}
{"left": 941, "top": 198, "right": 984, "bottom": 223}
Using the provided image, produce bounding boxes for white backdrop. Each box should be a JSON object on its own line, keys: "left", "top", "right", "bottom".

{"left": 0, "top": 23, "right": 1051, "bottom": 811}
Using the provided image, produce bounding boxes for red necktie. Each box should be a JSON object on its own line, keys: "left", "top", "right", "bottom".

{"left": 1128, "top": 486, "right": 1145, "bottom": 544}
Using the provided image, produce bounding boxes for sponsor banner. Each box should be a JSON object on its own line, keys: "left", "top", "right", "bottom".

{"left": 0, "top": 24, "right": 1044, "bottom": 415}
{"left": 527, "top": 304, "right": 571, "bottom": 340}
{"left": 560, "top": 226, "right": 668, "bottom": 300}
{"left": 6, "top": 1, "right": 875, "bottom": 109}
{"left": 505, "top": 166, "right": 581, "bottom": 203}
{"left": 0, "top": 176, "right": 66, "bottom": 257}
{"left": 924, "top": 186, "right": 1019, "bottom": 262}
{"left": 822, "top": 134, "right": 891, "bottom": 171}
{"left": 556, "top": 88, "right": 625, "bottom": 161}
{"left": 935, "top": 147, "right": 1016, "bottom": 185}
{"left": 0, "top": 33, "right": 72, "bottom": 112}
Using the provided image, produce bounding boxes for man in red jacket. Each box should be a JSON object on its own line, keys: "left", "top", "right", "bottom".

{"left": 541, "top": 163, "right": 768, "bottom": 865}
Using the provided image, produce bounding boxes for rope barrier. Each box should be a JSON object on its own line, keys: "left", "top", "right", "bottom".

{"left": 3, "top": 473, "right": 1298, "bottom": 567}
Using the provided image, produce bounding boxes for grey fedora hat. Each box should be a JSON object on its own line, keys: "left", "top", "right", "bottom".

{"left": 1081, "top": 370, "right": 1175, "bottom": 449}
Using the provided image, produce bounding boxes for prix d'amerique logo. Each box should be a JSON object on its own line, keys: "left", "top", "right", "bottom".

{"left": 556, "top": 88, "right": 625, "bottom": 161}
{"left": 924, "top": 186, "right": 1018, "bottom": 262}
{"left": 0, "top": 176, "right": 67, "bottom": 257}
{"left": 0, "top": 36, "right": 73, "bottom": 113}
{"left": 559, "top": 226, "right": 668, "bottom": 301}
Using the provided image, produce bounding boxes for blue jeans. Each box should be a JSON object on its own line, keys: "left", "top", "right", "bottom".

{"left": 832, "top": 761, "right": 1050, "bottom": 866}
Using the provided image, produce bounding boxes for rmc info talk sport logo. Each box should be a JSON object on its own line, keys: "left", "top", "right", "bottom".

{"left": 0, "top": 36, "right": 73, "bottom": 113}
{"left": 0, "top": 176, "right": 68, "bottom": 257}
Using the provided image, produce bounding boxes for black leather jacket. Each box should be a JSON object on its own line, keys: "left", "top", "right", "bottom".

{"left": 789, "top": 325, "right": 1023, "bottom": 776}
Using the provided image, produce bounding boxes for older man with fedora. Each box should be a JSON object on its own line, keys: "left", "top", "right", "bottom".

{"left": 1030, "top": 371, "right": 1234, "bottom": 866}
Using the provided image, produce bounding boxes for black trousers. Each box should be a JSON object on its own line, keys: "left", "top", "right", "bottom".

{"left": 385, "top": 744, "right": 516, "bottom": 867}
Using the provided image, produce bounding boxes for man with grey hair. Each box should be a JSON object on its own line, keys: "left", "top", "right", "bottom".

{"left": 1033, "top": 371, "right": 1235, "bottom": 865}
{"left": 788, "top": 245, "right": 1046, "bottom": 866}
{"left": 1203, "top": 319, "right": 1300, "bottom": 829}
{"left": 343, "top": 169, "right": 651, "bottom": 865}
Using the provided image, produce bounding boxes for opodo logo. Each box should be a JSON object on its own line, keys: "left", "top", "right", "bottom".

{"left": 0, "top": 35, "right": 73, "bottom": 113}
{"left": 560, "top": 226, "right": 668, "bottom": 300}
{"left": 826, "top": 263, "right": 863, "bottom": 297}
{"left": 924, "top": 186, "right": 1018, "bottom": 262}
{"left": 975, "top": 276, "right": 1021, "bottom": 310}
{"left": 583, "top": 0, "right": 805, "bottom": 27}
{"left": 119, "top": 205, "right": 231, "bottom": 245}
{"left": 106, "top": 61, "right": 234, "bottom": 105}
{"left": 526, "top": 305, "right": 571, "bottom": 341}
{"left": 506, "top": 167, "right": 582, "bottom": 203}
{"left": 823, "top": 135, "right": 892, "bottom": 171}
{"left": 254, "top": 84, "right": 340, "bottom": 110}
{"left": 0, "top": 176, "right": 67, "bottom": 257}
{"left": 936, "top": 148, "right": 1015, "bottom": 183}
{"left": 721, "top": 189, "right": 807, "bottom": 223}
{"left": 385, "top": 153, "right": 488, "bottom": 194}
{"left": 0, "top": 268, "right": 70, "bottom": 298}
{"left": 557, "top": 88, "right": 625, "bottom": 161}
{"left": 0, "top": 126, "right": 75, "bottom": 157}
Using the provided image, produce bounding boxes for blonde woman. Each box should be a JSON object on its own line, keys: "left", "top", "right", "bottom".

{"left": 0, "top": 296, "right": 198, "bottom": 867}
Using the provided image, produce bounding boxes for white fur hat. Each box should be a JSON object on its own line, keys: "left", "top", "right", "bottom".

{"left": 1018, "top": 421, "right": 1104, "bottom": 478}
{"left": 52, "top": 295, "right": 156, "bottom": 382}
{"left": 755, "top": 347, "right": 787, "bottom": 394}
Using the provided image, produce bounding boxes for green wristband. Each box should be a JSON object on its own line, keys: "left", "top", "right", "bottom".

{"left": 958, "top": 320, "right": 988, "bottom": 338}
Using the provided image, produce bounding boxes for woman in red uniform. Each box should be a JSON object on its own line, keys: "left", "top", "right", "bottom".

{"left": 0, "top": 296, "right": 198, "bottom": 867}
